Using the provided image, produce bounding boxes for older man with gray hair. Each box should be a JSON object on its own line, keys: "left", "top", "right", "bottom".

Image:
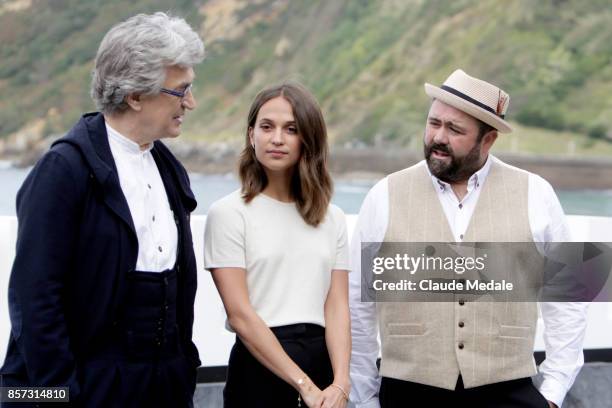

{"left": 0, "top": 12, "right": 205, "bottom": 407}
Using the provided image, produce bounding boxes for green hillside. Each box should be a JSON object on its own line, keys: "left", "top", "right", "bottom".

{"left": 1, "top": 0, "right": 611, "bottom": 155}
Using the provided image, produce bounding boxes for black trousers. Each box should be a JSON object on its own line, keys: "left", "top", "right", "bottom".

{"left": 380, "top": 375, "right": 550, "bottom": 408}
{"left": 223, "top": 323, "right": 333, "bottom": 408}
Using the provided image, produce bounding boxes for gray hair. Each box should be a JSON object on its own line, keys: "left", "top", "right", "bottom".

{"left": 91, "top": 12, "right": 205, "bottom": 114}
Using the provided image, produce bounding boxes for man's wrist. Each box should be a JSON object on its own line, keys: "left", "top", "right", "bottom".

{"left": 538, "top": 374, "right": 566, "bottom": 408}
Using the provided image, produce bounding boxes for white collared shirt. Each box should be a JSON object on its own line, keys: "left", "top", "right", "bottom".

{"left": 349, "top": 155, "right": 588, "bottom": 408}
{"left": 106, "top": 122, "right": 178, "bottom": 272}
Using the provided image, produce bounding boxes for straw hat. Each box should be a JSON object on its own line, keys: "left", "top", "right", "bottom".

{"left": 424, "top": 69, "right": 512, "bottom": 133}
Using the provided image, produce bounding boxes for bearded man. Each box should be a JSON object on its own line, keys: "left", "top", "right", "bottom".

{"left": 348, "top": 69, "right": 587, "bottom": 408}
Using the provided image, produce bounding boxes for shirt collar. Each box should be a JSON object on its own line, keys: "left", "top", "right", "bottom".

{"left": 105, "top": 122, "right": 153, "bottom": 155}
{"left": 427, "top": 154, "right": 493, "bottom": 193}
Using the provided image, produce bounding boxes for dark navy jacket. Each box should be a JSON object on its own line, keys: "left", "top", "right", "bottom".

{"left": 0, "top": 113, "right": 201, "bottom": 400}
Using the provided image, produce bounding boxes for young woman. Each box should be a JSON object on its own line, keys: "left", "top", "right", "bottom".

{"left": 204, "top": 82, "right": 351, "bottom": 408}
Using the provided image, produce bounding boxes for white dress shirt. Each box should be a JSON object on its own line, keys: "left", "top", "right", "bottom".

{"left": 106, "top": 123, "right": 178, "bottom": 272}
{"left": 349, "top": 155, "right": 588, "bottom": 408}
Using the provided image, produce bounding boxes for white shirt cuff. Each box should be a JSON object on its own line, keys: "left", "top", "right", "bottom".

{"left": 538, "top": 376, "right": 567, "bottom": 408}
{"left": 355, "top": 398, "right": 381, "bottom": 408}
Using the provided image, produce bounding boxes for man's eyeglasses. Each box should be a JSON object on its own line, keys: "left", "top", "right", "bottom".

{"left": 160, "top": 84, "right": 193, "bottom": 101}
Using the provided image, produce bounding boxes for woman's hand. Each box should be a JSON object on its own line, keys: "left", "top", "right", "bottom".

{"left": 298, "top": 379, "right": 324, "bottom": 408}
{"left": 319, "top": 384, "right": 348, "bottom": 408}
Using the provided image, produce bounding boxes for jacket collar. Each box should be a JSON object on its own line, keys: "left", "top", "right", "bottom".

{"left": 52, "top": 112, "right": 197, "bottom": 225}
{"left": 151, "top": 140, "right": 197, "bottom": 213}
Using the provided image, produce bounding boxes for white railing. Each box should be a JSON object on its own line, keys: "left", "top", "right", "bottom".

{"left": 1, "top": 215, "right": 612, "bottom": 366}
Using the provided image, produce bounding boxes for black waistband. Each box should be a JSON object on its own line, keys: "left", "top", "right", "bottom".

{"left": 382, "top": 375, "right": 533, "bottom": 391}
{"left": 129, "top": 267, "right": 177, "bottom": 281}
{"left": 269, "top": 323, "right": 325, "bottom": 340}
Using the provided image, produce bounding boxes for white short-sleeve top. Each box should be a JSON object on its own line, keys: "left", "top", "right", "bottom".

{"left": 204, "top": 190, "right": 350, "bottom": 330}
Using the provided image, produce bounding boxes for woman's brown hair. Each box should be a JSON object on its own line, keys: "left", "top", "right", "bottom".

{"left": 238, "top": 82, "right": 333, "bottom": 227}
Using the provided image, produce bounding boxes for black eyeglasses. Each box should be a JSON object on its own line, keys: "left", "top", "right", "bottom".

{"left": 160, "top": 84, "right": 193, "bottom": 101}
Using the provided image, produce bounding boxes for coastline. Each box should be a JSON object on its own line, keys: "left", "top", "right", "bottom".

{"left": 327, "top": 148, "right": 612, "bottom": 190}
{"left": 2, "top": 142, "right": 612, "bottom": 190}
{"left": 172, "top": 145, "right": 612, "bottom": 190}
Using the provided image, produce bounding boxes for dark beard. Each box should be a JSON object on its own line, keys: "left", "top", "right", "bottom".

{"left": 424, "top": 140, "right": 484, "bottom": 183}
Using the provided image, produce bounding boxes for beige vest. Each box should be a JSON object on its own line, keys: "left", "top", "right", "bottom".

{"left": 377, "top": 158, "right": 544, "bottom": 389}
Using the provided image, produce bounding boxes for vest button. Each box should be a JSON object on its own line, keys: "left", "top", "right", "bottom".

{"left": 458, "top": 321, "right": 465, "bottom": 328}
{"left": 458, "top": 342, "right": 464, "bottom": 350}
{"left": 459, "top": 300, "right": 465, "bottom": 306}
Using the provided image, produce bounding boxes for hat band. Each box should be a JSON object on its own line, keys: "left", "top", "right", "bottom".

{"left": 440, "top": 85, "right": 505, "bottom": 119}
